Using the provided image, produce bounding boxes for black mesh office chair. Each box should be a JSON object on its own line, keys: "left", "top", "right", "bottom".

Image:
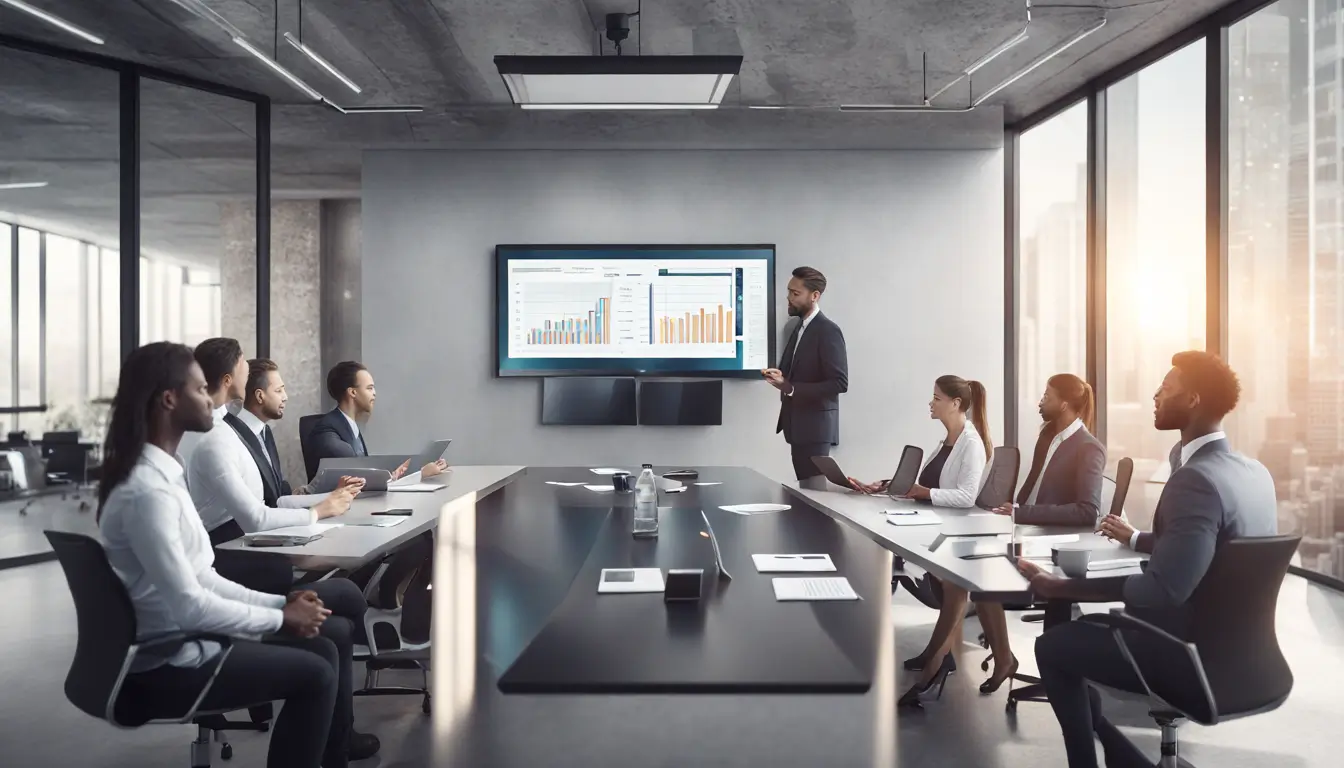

{"left": 45, "top": 531, "right": 270, "bottom": 767}
{"left": 1002, "top": 457, "right": 1135, "bottom": 709}
{"left": 893, "top": 447, "right": 1021, "bottom": 609}
{"left": 1079, "top": 535, "right": 1298, "bottom": 767}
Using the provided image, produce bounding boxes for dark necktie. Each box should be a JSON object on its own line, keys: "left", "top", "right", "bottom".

{"left": 355, "top": 432, "right": 367, "bottom": 457}
{"left": 261, "top": 426, "right": 284, "bottom": 489}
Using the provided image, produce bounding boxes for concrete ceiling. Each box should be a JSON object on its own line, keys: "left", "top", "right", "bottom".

{"left": 0, "top": 0, "right": 1236, "bottom": 266}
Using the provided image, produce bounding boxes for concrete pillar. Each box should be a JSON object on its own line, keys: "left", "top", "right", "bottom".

{"left": 217, "top": 200, "right": 322, "bottom": 489}
{"left": 320, "top": 199, "right": 362, "bottom": 410}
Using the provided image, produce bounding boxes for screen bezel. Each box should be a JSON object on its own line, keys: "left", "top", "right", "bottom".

{"left": 495, "top": 244, "right": 777, "bottom": 378}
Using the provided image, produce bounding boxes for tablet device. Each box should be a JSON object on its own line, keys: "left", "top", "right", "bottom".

{"left": 318, "top": 455, "right": 408, "bottom": 473}
{"left": 885, "top": 445, "right": 925, "bottom": 498}
{"left": 410, "top": 439, "right": 452, "bottom": 469}
{"left": 311, "top": 466, "right": 392, "bottom": 493}
{"left": 810, "top": 456, "right": 854, "bottom": 489}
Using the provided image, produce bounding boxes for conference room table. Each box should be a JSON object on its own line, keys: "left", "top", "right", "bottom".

{"left": 218, "top": 464, "right": 1138, "bottom": 766}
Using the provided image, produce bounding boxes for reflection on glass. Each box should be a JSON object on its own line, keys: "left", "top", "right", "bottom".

{"left": 1227, "top": 0, "right": 1344, "bottom": 580}
{"left": 1018, "top": 102, "right": 1088, "bottom": 476}
{"left": 17, "top": 228, "right": 42, "bottom": 435}
{"left": 1105, "top": 40, "right": 1207, "bottom": 529}
{"left": 1, "top": 223, "right": 12, "bottom": 430}
{"left": 431, "top": 491, "right": 478, "bottom": 743}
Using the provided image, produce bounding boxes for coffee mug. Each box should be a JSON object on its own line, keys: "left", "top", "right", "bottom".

{"left": 1055, "top": 547, "right": 1093, "bottom": 578}
{"left": 612, "top": 472, "right": 632, "bottom": 492}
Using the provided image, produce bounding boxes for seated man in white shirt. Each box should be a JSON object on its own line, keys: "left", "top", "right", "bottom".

{"left": 176, "top": 337, "right": 247, "bottom": 470}
{"left": 98, "top": 341, "right": 368, "bottom": 768}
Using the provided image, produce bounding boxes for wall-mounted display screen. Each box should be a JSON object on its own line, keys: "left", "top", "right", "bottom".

{"left": 496, "top": 245, "right": 775, "bottom": 377}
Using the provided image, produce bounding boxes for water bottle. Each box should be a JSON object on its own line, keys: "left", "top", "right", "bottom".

{"left": 633, "top": 464, "right": 659, "bottom": 538}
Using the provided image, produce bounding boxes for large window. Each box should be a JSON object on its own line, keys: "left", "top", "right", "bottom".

{"left": 1227, "top": 0, "right": 1344, "bottom": 581}
{"left": 1104, "top": 41, "right": 1208, "bottom": 529}
{"left": 1017, "top": 102, "right": 1089, "bottom": 468}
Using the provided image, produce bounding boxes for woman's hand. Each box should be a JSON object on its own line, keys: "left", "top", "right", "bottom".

{"left": 902, "top": 484, "right": 931, "bottom": 501}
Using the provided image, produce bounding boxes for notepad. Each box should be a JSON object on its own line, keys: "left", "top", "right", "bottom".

{"left": 583, "top": 484, "right": 615, "bottom": 492}
{"left": 719, "top": 503, "right": 791, "bottom": 515}
{"left": 752, "top": 554, "right": 837, "bottom": 573}
{"left": 589, "top": 468, "right": 626, "bottom": 475}
{"left": 772, "top": 577, "right": 859, "bottom": 601}
{"left": 545, "top": 481, "right": 587, "bottom": 487}
{"left": 387, "top": 482, "right": 442, "bottom": 492}
{"left": 886, "top": 510, "right": 942, "bottom": 526}
{"left": 346, "top": 518, "right": 406, "bottom": 528}
{"left": 263, "top": 522, "right": 343, "bottom": 538}
{"left": 598, "top": 568, "right": 665, "bottom": 593}
{"left": 1087, "top": 556, "right": 1145, "bottom": 572}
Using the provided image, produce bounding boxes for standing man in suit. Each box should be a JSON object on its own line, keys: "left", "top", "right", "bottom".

{"left": 763, "top": 266, "right": 849, "bottom": 481}
{"left": 1018, "top": 351, "right": 1276, "bottom": 768}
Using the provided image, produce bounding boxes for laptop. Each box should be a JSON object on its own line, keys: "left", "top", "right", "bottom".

{"left": 310, "top": 466, "right": 392, "bottom": 494}
{"left": 811, "top": 445, "right": 924, "bottom": 498}
{"left": 409, "top": 439, "right": 452, "bottom": 470}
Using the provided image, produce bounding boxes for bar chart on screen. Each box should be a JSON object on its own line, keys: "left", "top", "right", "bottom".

{"left": 521, "top": 282, "right": 613, "bottom": 346}
{"left": 651, "top": 273, "right": 736, "bottom": 348}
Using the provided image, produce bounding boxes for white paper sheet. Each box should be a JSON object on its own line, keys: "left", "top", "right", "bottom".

{"left": 752, "top": 554, "right": 837, "bottom": 573}
{"left": 387, "top": 483, "right": 442, "bottom": 492}
{"left": 772, "top": 577, "right": 859, "bottom": 601}
{"left": 545, "top": 481, "right": 588, "bottom": 487}
{"left": 885, "top": 510, "right": 942, "bottom": 526}
{"left": 693, "top": 482, "right": 723, "bottom": 486}
{"left": 719, "top": 503, "right": 791, "bottom": 515}
{"left": 584, "top": 484, "right": 615, "bottom": 492}
{"left": 589, "top": 468, "right": 626, "bottom": 475}
{"left": 347, "top": 517, "right": 407, "bottom": 528}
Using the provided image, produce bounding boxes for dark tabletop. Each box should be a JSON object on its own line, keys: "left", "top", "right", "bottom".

{"left": 429, "top": 466, "right": 901, "bottom": 767}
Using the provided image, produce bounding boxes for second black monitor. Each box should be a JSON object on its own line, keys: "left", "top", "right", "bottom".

{"left": 638, "top": 380, "right": 723, "bottom": 426}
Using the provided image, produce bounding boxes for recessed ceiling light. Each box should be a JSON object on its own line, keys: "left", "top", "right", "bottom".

{"left": 495, "top": 55, "right": 743, "bottom": 110}
{"left": 0, "top": 0, "right": 104, "bottom": 45}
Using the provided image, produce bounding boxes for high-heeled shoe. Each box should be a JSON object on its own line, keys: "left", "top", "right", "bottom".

{"left": 979, "top": 654, "right": 1019, "bottom": 695}
{"left": 898, "top": 654, "right": 955, "bottom": 708}
{"left": 903, "top": 652, "right": 957, "bottom": 673}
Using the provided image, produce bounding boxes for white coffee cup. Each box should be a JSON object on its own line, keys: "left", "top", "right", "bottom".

{"left": 1055, "top": 547, "right": 1093, "bottom": 578}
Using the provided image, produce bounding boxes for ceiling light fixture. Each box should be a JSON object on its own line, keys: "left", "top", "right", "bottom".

{"left": 0, "top": 181, "right": 49, "bottom": 190}
{"left": 0, "top": 0, "right": 104, "bottom": 44}
{"left": 974, "top": 16, "right": 1106, "bottom": 105}
{"left": 285, "top": 32, "right": 362, "bottom": 93}
{"left": 838, "top": 104, "right": 975, "bottom": 113}
{"left": 233, "top": 36, "right": 324, "bottom": 101}
{"left": 928, "top": 1, "right": 1032, "bottom": 103}
{"left": 322, "top": 100, "right": 424, "bottom": 114}
{"left": 495, "top": 13, "right": 741, "bottom": 110}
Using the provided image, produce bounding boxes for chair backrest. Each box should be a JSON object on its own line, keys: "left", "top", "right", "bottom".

{"left": 44, "top": 443, "right": 90, "bottom": 477}
{"left": 975, "top": 446, "right": 1019, "bottom": 509}
{"left": 299, "top": 414, "right": 321, "bottom": 482}
{"left": 44, "top": 531, "right": 139, "bottom": 724}
{"left": 1181, "top": 535, "right": 1299, "bottom": 722}
{"left": 1107, "top": 459, "right": 1128, "bottom": 519}
{"left": 43, "top": 430, "right": 80, "bottom": 444}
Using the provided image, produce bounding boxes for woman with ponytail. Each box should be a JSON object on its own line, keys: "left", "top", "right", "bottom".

{"left": 901, "top": 373, "right": 1107, "bottom": 708}
{"left": 850, "top": 375, "right": 991, "bottom": 507}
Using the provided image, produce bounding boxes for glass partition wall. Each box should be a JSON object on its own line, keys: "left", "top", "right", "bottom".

{"left": 0, "top": 36, "right": 270, "bottom": 440}
{"left": 1009, "top": 0, "right": 1344, "bottom": 583}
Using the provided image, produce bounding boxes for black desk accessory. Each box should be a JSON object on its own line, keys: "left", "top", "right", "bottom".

{"left": 699, "top": 509, "right": 732, "bottom": 580}
{"left": 611, "top": 471, "right": 632, "bottom": 492}
{"left": 664, "top": 569, "right": 704, "bottom": 602}
{"left": 662, "top": 469, "right": 699, "bottom": 480}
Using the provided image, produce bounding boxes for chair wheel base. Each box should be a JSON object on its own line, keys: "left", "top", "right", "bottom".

{"left": 423, "top": 695, "right": 432, "bottom": 715}
{"left": 220, "top": 743, "right": 233, "bottom": 761}
{"left": 1005, "top": 698, "right": 1018, "bottom": 713}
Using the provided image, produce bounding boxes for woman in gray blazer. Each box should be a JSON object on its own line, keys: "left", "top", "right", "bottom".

{"left": 901, "top": 374, "right": 1104, "bottom": 707}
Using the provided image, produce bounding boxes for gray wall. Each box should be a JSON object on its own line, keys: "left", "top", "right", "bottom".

{"left": 362, "top": 150, "right": 1004, "bottom": 482}
{"left": 320, "top": 199, "right": 363, "bottom": 410}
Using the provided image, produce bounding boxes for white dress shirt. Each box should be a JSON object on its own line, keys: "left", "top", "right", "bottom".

{"left": 99, "top": 444, "right": 286, "bottom": 670}
{"left": 177, "top": 403, "right": 229, "bottom": 473}
{"left": 785, "top": 305, "right": 820, "bottom": 398}
{"left": 188, "top": 412, "right": 323, "bottom": 534}
{"left": 1127, "top": 431, "right": 1228, "bottom": 549}
{"left": 1023, "top": 418, "right": 1086, "bottom": 505}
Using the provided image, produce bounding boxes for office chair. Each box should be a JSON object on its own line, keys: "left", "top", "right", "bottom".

{"left": 353, "top": 552, "right": 434, "bottom": 714}
{"left": 298, "top": 414, "right": 321, "bottom": 483}
{"left": 42, "top": 442, "right": 94, "bottom": 511}
{"left": 893, "top": 447, "right": 1020, "bottom": 612}
{"left": 1079, "top": 535, "right": 1298, "bottom": 767}
{"left": 1001, "top": 457, "right": 1135, "bottom": 710}
{"left": 45, "top": 531, "right": 271, "bottom": 767}
{"left": 42, "top": 430, "right": 80, "bottom": 444}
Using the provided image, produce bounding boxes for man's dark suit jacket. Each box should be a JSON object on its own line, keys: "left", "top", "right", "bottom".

{"left": 1014, "top": 428, "right": 1106, "bottom": 527}
{"left": 1123, "top": 438, "right": 1277, "bottom": 637}
{"left": 222, "top": 413, "right": 292, "bottom": 508}
{"left": 303, "top": 407, "right": 367, "bottom": 483}
{"left": 774, "top": 311, "right": 849, "bottom": 445}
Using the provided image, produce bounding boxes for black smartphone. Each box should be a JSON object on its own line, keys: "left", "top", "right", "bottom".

{"left": 372, "top": 508, "right": 414, "bottom": 516}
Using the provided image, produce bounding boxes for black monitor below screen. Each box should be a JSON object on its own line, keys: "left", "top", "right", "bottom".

{"left": 541, "top": 377, "right": 637, "bottom": 426}
{"left": 638, "top": 380, "right": 723, "bottom": 426}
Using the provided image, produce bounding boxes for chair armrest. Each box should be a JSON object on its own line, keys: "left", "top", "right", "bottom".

{"left": 1079, "top": 608, "right": 1186, "bottom": 648}
{"left": 1078, "top": 608, "right": 1217, "bottom": 725}
{"left": 135, "top": 631, "right": 234, "bottom": 661}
